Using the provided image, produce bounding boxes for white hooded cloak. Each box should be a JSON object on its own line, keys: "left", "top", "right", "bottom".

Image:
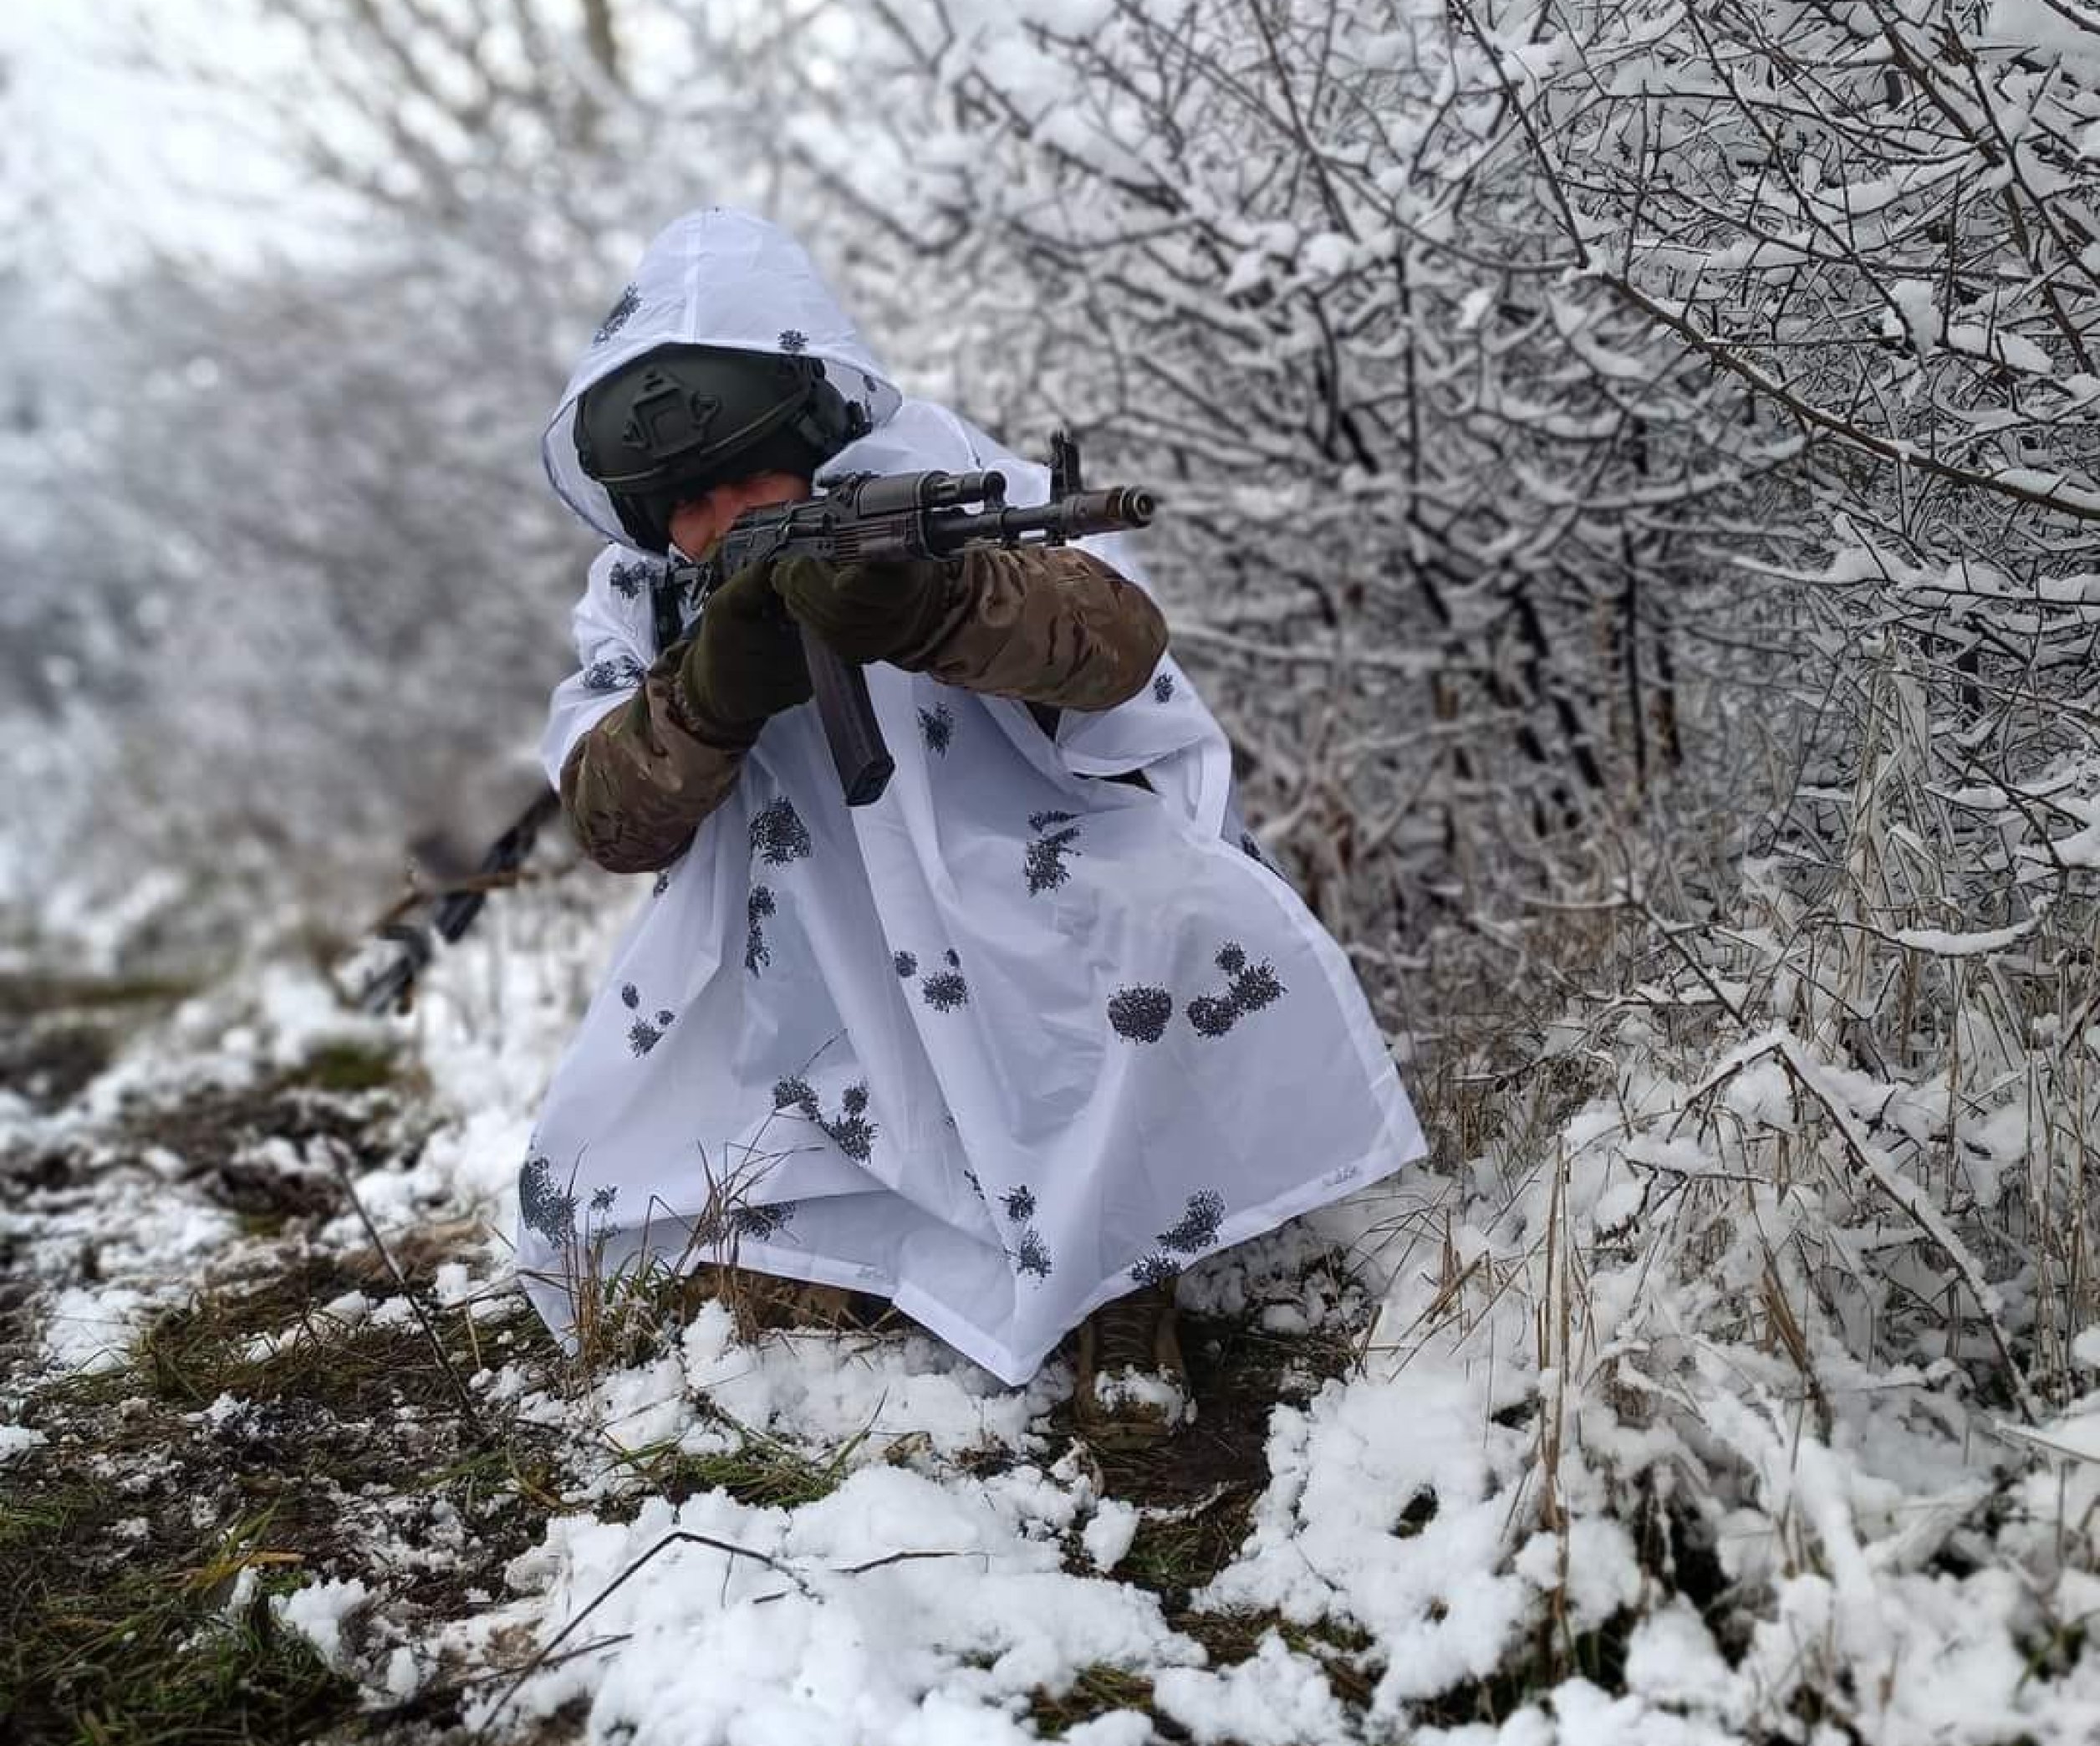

{"left": 518, "top": 208, "right": 1425, "bottom": 1384}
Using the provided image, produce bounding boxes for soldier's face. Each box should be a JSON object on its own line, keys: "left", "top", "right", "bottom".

{"left": 668, "top": 472, "right": 812, "bottom": 559}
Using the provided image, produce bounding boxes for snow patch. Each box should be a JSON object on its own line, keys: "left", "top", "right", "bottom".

{"left": 476, "top": 1467, "right": 1200, "bottom": 1743}
{"left": 681, "top": 1299, "right": 1059, "bottom": 1459}
{"left": 0, "top": 1424, "right": 47, "bottom": 1461}
{"left": 273, "top": 1576, "right": 371, "bottom": 1670}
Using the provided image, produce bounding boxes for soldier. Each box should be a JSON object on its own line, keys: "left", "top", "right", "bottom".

{"left": 520, "top": 207, "right": 1425, "bottom": 1447}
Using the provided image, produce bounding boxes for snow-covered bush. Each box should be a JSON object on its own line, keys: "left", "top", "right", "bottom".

{"left": 1276, "top": 636, "right": 2100, "bottom": 1737}
{"left": 803, "top": 1, "right": 2100, "bottom": 1052}
{"left": 826, "top": 0, "right": 1809, "bottom": 978}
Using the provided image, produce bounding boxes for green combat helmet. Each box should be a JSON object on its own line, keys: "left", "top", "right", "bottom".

{"left": 572, "top": 343, "right": 871, "bottom": 554}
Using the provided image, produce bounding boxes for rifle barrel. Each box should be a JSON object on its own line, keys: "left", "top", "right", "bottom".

{"left": 930, "top": 486, "right": 1157, "bottom": 552}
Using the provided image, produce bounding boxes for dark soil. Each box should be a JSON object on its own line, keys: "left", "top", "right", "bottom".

{"left": 0, "top": 972, "right": 195, "bottom": 1112}
{"left": 1027, "top": 1297, "right": 1376, "bottom": 1737}
{"left": 0, "top": 1018, "right": 115, "bottom": 1112}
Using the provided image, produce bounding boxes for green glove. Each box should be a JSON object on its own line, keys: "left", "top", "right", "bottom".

{"left": 773, "top": 553, "right": 958, "bottom": 666}
{"left": 675, "top": 559, "right": 813, "bottom": 747}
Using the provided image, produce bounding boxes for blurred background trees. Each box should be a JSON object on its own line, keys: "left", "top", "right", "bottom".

{"left": 3, "top": 0, "right": 878, "bottom": 956}
{"left": 11, "top": 0, "right": 2100, "bottom": 1065}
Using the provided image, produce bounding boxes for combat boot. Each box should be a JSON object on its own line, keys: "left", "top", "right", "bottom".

{"left": 1073, "top": 1281, "right": 1192, "bottom": 1449}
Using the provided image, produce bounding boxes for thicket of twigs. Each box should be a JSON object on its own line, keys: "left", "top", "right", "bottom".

{"left": 823, "top": 0, "right": 2100, "bottom": 1407}
{"left": 831, "top": 4, "right": 2100, "bottom": 1726}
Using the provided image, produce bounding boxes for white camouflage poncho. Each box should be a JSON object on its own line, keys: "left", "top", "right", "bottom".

{"left": 517, "top": 208, "right": 1425, "bottom": 1383}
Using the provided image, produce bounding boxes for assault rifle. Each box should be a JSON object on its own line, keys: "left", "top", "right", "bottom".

{"left": 341, "top": 433, "right": 1154, "bottom": 1012}
{"left": 657, "top": 431, "right": 1156, "bottom": 806}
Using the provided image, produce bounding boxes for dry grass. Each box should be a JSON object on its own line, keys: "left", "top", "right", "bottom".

{"left": 3, "top": 1274, "right": 568, "bottom": 1743}
{"left": 0, "top": 1034, "right": 570, "bottom": 1744}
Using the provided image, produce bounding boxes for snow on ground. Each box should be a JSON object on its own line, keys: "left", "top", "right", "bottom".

{"left": 4, "top": 861, "right": 2100, "bottom": 1743}
{"left": 0, "top": 1422, "right": 45, "bottom": 1460}
{"left": 475, "top": 1463, "right": 1205, "bottom": 1743}
{"left": 677, "top": 1301, "right": 1070, "bottom": 1458}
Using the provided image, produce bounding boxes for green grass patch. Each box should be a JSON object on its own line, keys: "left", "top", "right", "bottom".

{"left": 0, "top": 1477, "right": 359, "bottom": 1746}
{"left": 0, "top": 1473, "right": 114, "bottom": 1557}
{"left": 3, "top": 1265, "right": 571, "bottom": 1742}
{"left": 1120, "top": 1490, "right": 1259, "bottom": 1602}
{"left": 602, "top": 1421, "right": 864, "bottom": 1514}
{"left": 130, "top": 1261, "right": 385, "bottom": 1408}
{"left": 277, "top": 1039, "right": 405, "bottom": 1095}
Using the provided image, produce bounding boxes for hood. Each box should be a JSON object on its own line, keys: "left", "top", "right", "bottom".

{"left": 543, "top": 207, "right": 905, "bottom": 548}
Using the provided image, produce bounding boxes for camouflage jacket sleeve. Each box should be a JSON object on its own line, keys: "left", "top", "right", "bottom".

{"left": 900, "top": 544, "right": 1169, "bottom": 712}
{"left": 559, "top": 544, "right": 1168, "bottom": 874}
{"left": 559, "top": 641, "right": 745, "bottom": 876}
